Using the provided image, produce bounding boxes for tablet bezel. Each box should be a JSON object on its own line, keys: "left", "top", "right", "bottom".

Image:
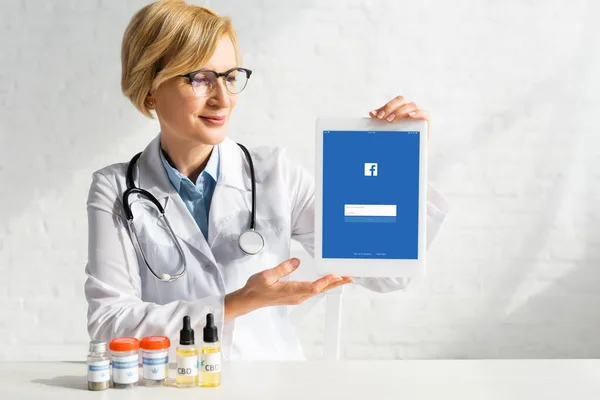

{"left": 314, "top": 117, "right": 428, "bottom": 278}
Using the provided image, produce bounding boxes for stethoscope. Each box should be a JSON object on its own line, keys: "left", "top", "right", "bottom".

{"left": 122, "top": 143, "right": 265, "bottom": 282}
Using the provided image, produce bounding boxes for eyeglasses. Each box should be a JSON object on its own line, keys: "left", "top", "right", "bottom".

{"left": 180, "top": 67, "right": 252, "bottom": 97}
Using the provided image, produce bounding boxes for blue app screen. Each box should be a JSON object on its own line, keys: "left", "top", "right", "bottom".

{"left": 322, "top": 130, "right": 421, "bottom": 259}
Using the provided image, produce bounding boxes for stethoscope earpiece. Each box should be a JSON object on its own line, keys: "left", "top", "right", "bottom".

{"left": 160, "top": 273, "right": 172, "bottom": 282}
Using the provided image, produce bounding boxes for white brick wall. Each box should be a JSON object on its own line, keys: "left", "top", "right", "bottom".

{"left": 1, "top": 0, "right": 599, "bottom": 361}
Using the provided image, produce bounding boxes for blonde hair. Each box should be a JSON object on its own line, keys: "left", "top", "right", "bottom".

{"left": 121, "top": 0, "right": 239, "bottom": 118}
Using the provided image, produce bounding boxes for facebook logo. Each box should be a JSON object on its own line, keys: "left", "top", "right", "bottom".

{"left": 364, "top": 163, "right": 378, "bottom": 176}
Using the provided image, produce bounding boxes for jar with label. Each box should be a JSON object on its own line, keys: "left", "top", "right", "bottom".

{"left": 87, "top": 340, "right": 110, "bottom": 391}
{"left": 109, "top": 337, "right": 140, "bottom": 389}
{"left": 140, "top": 336, "right": 170, "bottom": 386}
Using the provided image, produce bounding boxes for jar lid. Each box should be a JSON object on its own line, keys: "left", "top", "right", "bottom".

{"left": 109, "top": 337, "right": 140, "bottom": 352}
{"left": 140, "top": 336, "right": 170, "bottom": 350}
{"left": 89, "top": 340, "right": 107, "bottom": 353}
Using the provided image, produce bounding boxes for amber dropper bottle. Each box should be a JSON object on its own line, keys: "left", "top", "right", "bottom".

{"left": 200, "top": 313, "right": 221, "bottom": 387}
{"left": 176, "top": 315, "right": 199, "bottom": 388}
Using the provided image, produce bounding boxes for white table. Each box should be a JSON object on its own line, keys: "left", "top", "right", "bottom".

{"left": 2, "top": 360, "right": 600, "bottom": 399}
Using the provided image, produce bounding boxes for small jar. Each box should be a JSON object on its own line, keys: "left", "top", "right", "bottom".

{"left": 109, "top": 337, "right": 140, "bottom": 389}
{"left": 87, "top": 340, "right": 110, "bottom": 391}
{"left": 140, "top": 336, "right": 170, "bottom": 386}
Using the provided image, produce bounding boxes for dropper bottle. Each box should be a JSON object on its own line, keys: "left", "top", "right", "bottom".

{"left": 200, "top": 313, "right": 221, "bottom": 387}
{"left": 176, "top": 315, "right": 199, "bottom": 388}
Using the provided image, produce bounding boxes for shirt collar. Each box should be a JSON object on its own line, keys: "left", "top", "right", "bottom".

{"left": 159, "top": 144, "right": 220, "bottom": 192}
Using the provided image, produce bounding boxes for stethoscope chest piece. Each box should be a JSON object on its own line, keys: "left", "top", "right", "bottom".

{"left": 239, "top": 229, "right": 265, "bottom": 255}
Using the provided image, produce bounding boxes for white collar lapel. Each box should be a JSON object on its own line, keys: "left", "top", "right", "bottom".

{"left": 217, "top": 137, "right": 252, "bottom": 191}
{"left": 136, "top": 135, "right": 172, "bottom": 206}
{"left": 207, "top": 137, "right": 253, "bottom": 246}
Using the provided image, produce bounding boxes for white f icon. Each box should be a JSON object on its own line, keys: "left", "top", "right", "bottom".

{"left": 364, "top": 163, "right": 378, "bottom": 176}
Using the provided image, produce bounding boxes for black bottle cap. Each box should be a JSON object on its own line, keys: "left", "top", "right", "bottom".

{"left": 180, "top": 315, "right": 195, "bottom": 345}
{"left": 203, "top": 313, "right": 218, "bottom": 343}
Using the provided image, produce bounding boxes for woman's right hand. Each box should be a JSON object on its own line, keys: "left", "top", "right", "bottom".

{"left": 224, "top": 258, "right": 353, "bottom": 321}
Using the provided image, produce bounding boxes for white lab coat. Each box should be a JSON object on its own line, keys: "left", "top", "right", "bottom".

{"left": 85, "top": 134, "right": 449, "bottom": 361}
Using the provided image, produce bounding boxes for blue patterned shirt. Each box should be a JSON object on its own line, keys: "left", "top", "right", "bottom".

{"left": 159, "top": 145, "right": 220, "bottom": 240}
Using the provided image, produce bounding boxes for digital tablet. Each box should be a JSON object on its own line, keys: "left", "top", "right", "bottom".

{"left": 314, "top": 117, "right": 428, "bottom": 278}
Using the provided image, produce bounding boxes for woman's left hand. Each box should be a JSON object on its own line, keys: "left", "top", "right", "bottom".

{"left": 369, "top": 95, "right": 430, "bottom": 138}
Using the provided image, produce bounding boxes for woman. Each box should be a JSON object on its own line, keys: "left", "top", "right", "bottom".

{"left": 84, "top": 0, "right": 448, "bottom": 361}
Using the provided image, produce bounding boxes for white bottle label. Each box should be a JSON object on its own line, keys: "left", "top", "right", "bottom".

{"left": 201, "top": 352, "right": 221, "bottom": 374}
{"left": 87, "top": 360, "right": 110, "bottom": 383}
{"left": 177, "top": 355, "right": 198, "bottom": 377}
{"left": 142, "top": 350, "right": 168, "bottom": 380}
{"left": 112, "top": 354, "right": 139, "bottom": 384}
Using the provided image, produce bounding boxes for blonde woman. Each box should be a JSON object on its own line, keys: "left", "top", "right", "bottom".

{"left": 85, "top": 0, "right": 448, "bottom": 360}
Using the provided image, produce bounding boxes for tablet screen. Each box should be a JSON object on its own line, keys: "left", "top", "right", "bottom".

{"left": 322, "top": 129, "right": 421, "bottom": 259}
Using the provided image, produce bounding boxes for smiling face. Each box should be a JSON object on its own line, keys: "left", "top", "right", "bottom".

{"left": 147, "top": 35, "right": 238, "bottom": 146}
